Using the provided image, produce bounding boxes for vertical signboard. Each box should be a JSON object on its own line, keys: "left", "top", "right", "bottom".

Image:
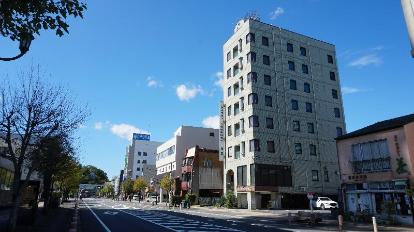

{"left": 219, "top": 101, "right": 226, "bottom": 161}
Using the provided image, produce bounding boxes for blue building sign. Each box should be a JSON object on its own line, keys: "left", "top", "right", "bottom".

{"left": 133, "top": 133, "right": 150, "bottom": 141}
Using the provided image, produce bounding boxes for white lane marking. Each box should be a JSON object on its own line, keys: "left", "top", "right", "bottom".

{"left": 115, "top": 208, "right": 176, "bottom": 232}
{"left": 83, "top": 200, "right": 112, "bottom": 232}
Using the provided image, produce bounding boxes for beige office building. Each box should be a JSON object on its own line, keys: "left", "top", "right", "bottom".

{"left": 222, "top": 18, "right": 346, "bottom": 209}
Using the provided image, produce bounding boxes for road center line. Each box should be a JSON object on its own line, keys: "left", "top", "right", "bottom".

{"left": 83, "top": 200, "right": 112, "bottom": 232}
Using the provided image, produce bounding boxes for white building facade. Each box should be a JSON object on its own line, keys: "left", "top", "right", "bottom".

{"left": 222, "top": 19, "right": 346, "bottom": 209}
{"left": 126, "top": 133, "right": 162, "bottom": 180}
{"left": 156, "top": 126, "right": 219, "bottom": 178}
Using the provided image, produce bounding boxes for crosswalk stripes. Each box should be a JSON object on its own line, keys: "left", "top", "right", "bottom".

{"left": 118, "top": 208, "right": 244, "bottom": 232}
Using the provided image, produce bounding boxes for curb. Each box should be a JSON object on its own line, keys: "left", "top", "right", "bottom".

{"left": 69, "top": 199, "right": 79, "bottom": 232}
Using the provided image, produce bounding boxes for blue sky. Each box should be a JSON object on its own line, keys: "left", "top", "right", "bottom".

{"left": 0, "top": 0, "right": 413, "bottom": 178}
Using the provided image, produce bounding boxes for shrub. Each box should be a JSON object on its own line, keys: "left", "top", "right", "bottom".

{"left": 185, "top": 194, "right": 197, "bottom": 204}
{"left": 225, "top": 191, "right": 237, "bottom": 208}
{"left": 216, "top": 196, "right": 226, "bottom": 208}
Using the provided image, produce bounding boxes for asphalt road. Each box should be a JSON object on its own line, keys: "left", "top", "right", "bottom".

{"left": 79, "top": 198, "right": 289, "bottom": 232}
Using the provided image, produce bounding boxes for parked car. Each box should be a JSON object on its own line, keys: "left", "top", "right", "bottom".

{"left": 149, "top": 195, "right": 158, "bottom": 205}
{"left": 314, "top": 197, "right": 338, "bottom": 209}
{"left": 133, "top": 195, "right": 139, "bottom": 200}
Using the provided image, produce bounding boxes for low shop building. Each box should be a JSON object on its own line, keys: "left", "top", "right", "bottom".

{"left": 181, "top": 146, "right": 223, "bottom": 205}
{"left": 337, "top": 113, "right": 414, "bottom": 215}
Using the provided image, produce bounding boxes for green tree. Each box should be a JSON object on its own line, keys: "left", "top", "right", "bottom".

{"left": 80, "top": 165, "right": 109, "bottom": 184}
{"left": 100, "top": 182, "right": 115, "bottom": 198}
{"left": 160, "top": 175, "right": 174, "bottom": 203}
{"left": 0, "top": 0, "right": 87, "bottom": 61}
{"left": 122, "top": 179, "right": 134, "bottom": 197}
{"left": 55, "top": 158, "right": 82, "bottom": 200}
{"left": 133, "top": 177, "right": 148, "bottom": 194}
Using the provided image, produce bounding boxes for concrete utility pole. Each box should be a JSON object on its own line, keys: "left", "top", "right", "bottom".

{"left": 401, "top": 0, "right": 414, "bottom": 57}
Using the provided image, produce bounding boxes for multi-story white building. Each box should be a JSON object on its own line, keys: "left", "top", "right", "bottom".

{"left": 126, "top": 133, "right": 162, "bottom": 180}
{"left": 156, "top": 126, "right": 219, "bottom": 178}
{"left": 222, "top": 18, "right": 346, "bottom": 209}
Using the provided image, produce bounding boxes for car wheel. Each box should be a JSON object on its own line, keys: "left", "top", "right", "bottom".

{"left": 321, "top": 204, "right": 325, "bottom": 210}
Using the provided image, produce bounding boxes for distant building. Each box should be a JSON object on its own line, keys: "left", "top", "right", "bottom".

{"left": 222, "top": 18, "right": 345, "bottom": 209}
{"left": 337, "top": 113, "right": 414, "bottom": 216}
{"left": 125, "top": 133, "right": 162, "bottom": 180}
{"left": 142, "top": 164, "right": 156, "bottom": 184}
{"left": 156, "top": 126, "right": 219, "bottom": 200}
{"left": 181, "top": 146, "right": 223, "bottom": 205}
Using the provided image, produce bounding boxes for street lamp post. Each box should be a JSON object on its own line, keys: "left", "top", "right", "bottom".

{"left": 0, "top": 32, "right": 34, "bottom": 61}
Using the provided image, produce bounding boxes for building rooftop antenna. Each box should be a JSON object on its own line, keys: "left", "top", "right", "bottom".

{"left": 244, "top": 11, "right": 261, "bottom": 22}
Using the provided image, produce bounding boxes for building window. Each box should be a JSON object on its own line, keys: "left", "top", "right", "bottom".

{"left": 262, "top": 36, "right": 269, "bottom": 46}
{"left": 227, "top": 68, "right": 231, "bottom": 78}
{"left": 237, "top": 165, "right": 247, "bottom": 186}
{"left": 265, "top": 95, "right": 272, "bottom": 107}
{"left": 304, "top": 83, "right": 311, "bottom": 93}
{"left": 138, "top": 152, "right": 141, "bottom": 156}
{"left": 228, "top": 125, "right": 232, "bottom": 136}
{"left": 249, "top": 139, "right": 260, "bottom": 152}
{"left": 234, "top": 102, "right": 240, "bottom": 115}
{"left": 287, "top": 43, "right": 293, "bottom": 52}
{"left": 137, "top": 167, "right": 140, "bottom": 171}
{"left": 291, "top": 99, "right": 298, "bottom": 110}
{"left": 264, "top": 75, "right": 271, "bottom": 86}
{"left": 334, "top": 108, "right": 340, "bottom": 118}
{"left": 227, "top": 51, "right": 231, "bottom": 61}
{"left": 290, "top": 79, "right": 297, "bottom": 90}
{"left": 143, "top": 152, "right": 147, "bottom": 156}
{"left": 249, "top": 115, "right": 259, "bottom": 127}
{"left": 227, "top": 146, "right": 233, "bottom": 158}
{"left": 327, "top": 54, "right": 334, "bottom": 64}
{"left": 233, "top": 63, "right": 240, "bottom": 77}
{"left": 263, "top": 55, "right": 270, "bottom": 65}
{"left": 332, "top": 89, "right": 338, "bottom": 99}
{"left": 246, "top": 33, "right": 255, "bottom": 43}
{"left": 233, "top": 83, "right": 240, "bottom": 95}
{"left": 330, "top": 71, "right": 336, "bottom": 81}
{"left": 266, "top": 117, "right": 274, "bottom": 129}
{"left": 324, "top": 168, "right": 329, "bottom": 182}
{"left": 227, "top": 105, "right": 231, "bottom": 116}
{"left": 234, "top": 145, "right": 240, "bottom": 159}
{"left": 241, "top": 141, "right": 245, "bottom": 155}
{"left": 137, "top": 160, "right": 141, "bottom": 163}
{"left": 234, "top": 123, "right": 240, "bottom": 136}
{"left": 336, "top": 127, "right": 343, "bottom": 137}
{"left": 233, "top": 45, "right": 239, "bottom": 58}
{"left": 142, "top": 160, "right": 147, "bottom": 164}
{"left": 227, "top": 86, "right": 231, "bottom": 97}
{"left": 293, "top": 120, "right": 300, "bottom": 132}
{"left": 312, "top": 170, "right": 319, "bottom": 181}
{"left": 288, "top": 61, "right": 295, "bottom": 71}
{"left": 267, "top": 141, "right": 275, "bottom": 153}
{"left": 294, "top": 143, "right": 302, "bottom": 154}
{"left": 240, "top": 118, "right": 245, "bottom": 132}
{"left": 247, "top": 72, "right": 258, "bottom": 83}
{"left": 307, "top": 122, "right": 315, "bottom": 134}
{"left": 306, "top": 102, "right": 313, "bottom": 113}
{"left": 300, "top": 47, "right": 307, "bottom": 56}
{"left": 240, "top": 97, "right": 245, "bottom": 111}
{"left": 309, "top": 144, "right": 317, "bottom": 156}
{"left": 209, "top": 132, "right": 215, "bottom": 137}
{"left": 247, "top": 52, "right": 256, "bottom": 63}
{"left": 351, "top": 139, "right": 391, "bottom": 173}
{"left": 302, "top": 64, "right": 309, "bottom": 74}
{"left": 248, "top": 93, "right": 258, "bottom": 105}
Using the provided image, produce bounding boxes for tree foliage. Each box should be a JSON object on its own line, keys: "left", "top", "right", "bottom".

{"left": 100, "top": 182, "right": 115, "bottom": 197}
{"left": 80, "top": 165, "right": 109, "bottom": 184}
{"left": 0, "top": 0, "right": 87, "bottom": 41}
{"left": 122, "top": 179, "right": 134, "bottom": 196}
{"left": 133, "top": 177, "right": 147, "bottom": 193}
{"left": 160, "top": 175, "right": 174, "bottom": 193}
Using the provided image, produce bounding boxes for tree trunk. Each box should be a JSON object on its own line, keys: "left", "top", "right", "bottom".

{"left": 42, "top": 172, "right": 52, "bottom": 214}
{"left": 8, "top": 169, "right": 22, "bottom": 232}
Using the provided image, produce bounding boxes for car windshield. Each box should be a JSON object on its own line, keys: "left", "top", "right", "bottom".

{"left": 319, "top": 197, "right": 331, "bottom": 201}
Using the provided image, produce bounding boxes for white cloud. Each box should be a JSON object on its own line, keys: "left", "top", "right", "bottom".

{"left": 213, "top": 71, "right": 224, "bottom": 88}
{"left": 270, "top": 7, "right": 284, "bottom": 20}
{"left": 341, "top": 87, "right": 370, "bottom": 94}
{"left": 94, "top": 122, "right": 103, "bottom": 130}
{"left": 176, "top": 84, "right": 203, "bottom": 101}
{"left": 110, "top": 123, "right": 149, "bottom": 141}
{"left": 147, "top": 76, "right": 162, "bottom": 88}
{"left": 202, "top": 115, "right": 220, "bottom": 129}
{"left": 349, "top": 54, "right": 382, "bottom": 67}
